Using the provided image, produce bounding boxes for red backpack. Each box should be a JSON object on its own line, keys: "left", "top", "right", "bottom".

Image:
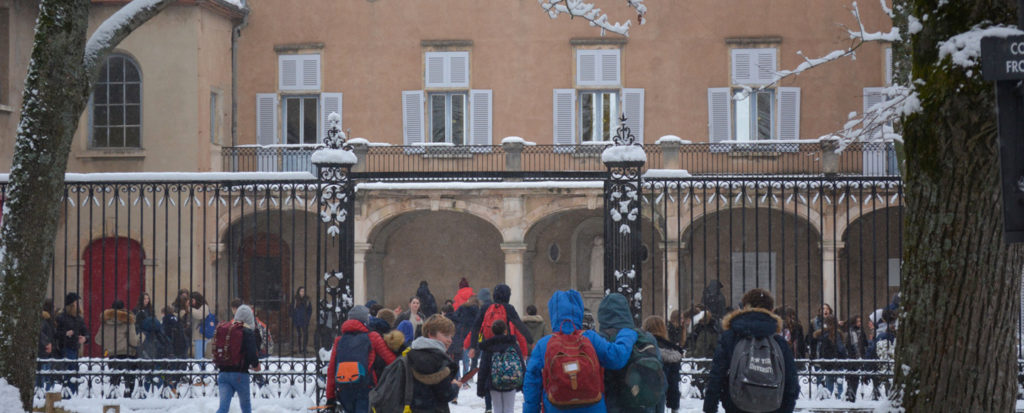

{"left": 481, "top": 304, "right": 516, "bottom": 341}
{"left": 542, "top": 329, "right": 603, "bottom": 408}
{"left": 213, "top": 321, "right": 245, "bottom": 368}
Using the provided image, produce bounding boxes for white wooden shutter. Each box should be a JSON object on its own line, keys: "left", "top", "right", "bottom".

{"left": 622, "top": 88, "right": 644, "bottom": 143}
{"left": 470, "top": 89, "right": 492, "bottom": 150}
{"left": 777, "top": 87, "right": 801, "bottom": 140}
{"left": 707, "top": 88, "right": 731, "bottom": 142}
{"left": 754, "top": 48, "right": 778, "bottom": 85}
{"left": 863, "top": 87, "right": 885, "bottom": 118}
{"left": 732, "top": 48, "right": 777, "bottom": 85}
{"left": 256, "top": 93, "right": 278, "bottom": 145}
{"left": 301, "top": 55, "right": 322, "bottom": 90}
{"left": 279, "top": 54, "right": 321, "bottom": 91}
{"left": 553, "top": 89, "right": 576, "bottom": 148}
{"left": 425, "top": 52, "right": 469, "bottom": 88}
{"left": 577, "top": 49, "right": 620, "bottom": 87}
{"left": 449, "top": 53, "right": 469, "bottom": 87}
{"left": 320, "top": 92, "right": 343, "bottom": 141}
{"left": 402, "top": 90, "right": 425, "bottom": 149}
{"left": 279, "top": 56, "right": 298, "bottom": 90}
{"left": 885, "top": 47, "right": 893, "bottom": 86}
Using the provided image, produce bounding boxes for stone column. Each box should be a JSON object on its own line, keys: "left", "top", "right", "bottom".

{"left": 354, "top": 242, "right": 371, "bottom": 306}
{"left": 665, "top": 241, "right": 680, "bottom": 315}
{"left": 821, "top": 241, "right": 844, "bottom": 317}
{"left": 502, "top": 242, "right": 528, "bottom": 311}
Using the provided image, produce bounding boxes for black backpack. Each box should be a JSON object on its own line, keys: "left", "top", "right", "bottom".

{"left": 728, "top": 335, "right": 785, "bottom": 413}
{"left": 369, "top": 356, "right": 414, "bottom": 413}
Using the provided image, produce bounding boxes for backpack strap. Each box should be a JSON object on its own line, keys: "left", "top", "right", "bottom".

{"left": 402, "top": 356, "right": 414, "bottom": 408}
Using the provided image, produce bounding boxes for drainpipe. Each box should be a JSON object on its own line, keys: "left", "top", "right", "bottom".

{"left": 230, "top": 0, "right": 250, "bottom": 147}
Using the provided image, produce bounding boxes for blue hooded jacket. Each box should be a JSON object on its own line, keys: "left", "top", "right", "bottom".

{"left": 522, "top": 290, "right": 638, "bottom": 413}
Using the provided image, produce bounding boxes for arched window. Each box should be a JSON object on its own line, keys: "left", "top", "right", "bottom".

{"left": 90, "top": 54, "right": 142, "bottom": 148}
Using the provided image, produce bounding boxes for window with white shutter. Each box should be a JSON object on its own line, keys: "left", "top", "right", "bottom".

{"left": 578, "top": 90, "right": 619, "bottom": 142}
{"left": 707, "top": 88, "right": 731, "bottom": 142}
{"left": 469, "top": 89, "right": 492, "bottom": 149}
{"left": 777, "top": 87, "right": 801, "bottom": 140}
{"left": 731, "top": 48, "right": 777, "bottom": 86}
{"left": 576, "top": 49, "right": 620, "bottom": 87}
{"left": 553, "top": 89, "right": 576, "bottom": 149}
{"left": 863, "top": 87, "right": 885, "bottom": 119}
{"left": 402, "top": 90, "right": 425, "bottom": 151}
{"left": 279, "top": 54, "right": 321, "bottom": 91}
{"left": 424, "top": 51, "right": 470, "bottom": 88}
{"left": 622, "top": 88, "right": 644, "bottom": 143}
{"left": 320, "top": 92, "right": 343, "bottom": 141}
{"left": 256, "top": 93, "right": 278, "bottom": 145}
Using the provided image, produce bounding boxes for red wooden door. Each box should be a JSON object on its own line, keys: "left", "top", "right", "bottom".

{"left": 83, "top": 237, "right": 145, "bottom": 357}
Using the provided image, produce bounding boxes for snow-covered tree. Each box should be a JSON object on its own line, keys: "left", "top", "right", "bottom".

{"left": 892, "top": 0, "right": 1024, "bottom": 410}
{"left": 0, "top": 0, "right": 175, "bottom": 408}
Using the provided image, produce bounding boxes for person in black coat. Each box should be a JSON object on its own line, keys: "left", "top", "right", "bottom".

{"left": 451, "top": 296, "right": 479, "bottom": 375}
{"left": 37, "top": 299, "right": 57, "bottom": 390}
{"left": 643, "top": 315, "right": 684, "bottom": 413}
{"left": 416, "top": 281, "right": 439, "bottom": 318}
{"left": 703, "top": 289, "right": 798, "bottom": 413}
{"left": 407, "top": 315, "right": 460, "bottom": 413}
{"left": 290, "top": 287, "right": 312, "bottom": 355}
{"left": 466, "top": 284, "right": 532, "bottom": 357}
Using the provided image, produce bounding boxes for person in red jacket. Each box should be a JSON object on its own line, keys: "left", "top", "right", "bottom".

{"left": 326, "top": 305, "right": 397, "bottom": 412}
{"left": 452, "top": 278, "right": 474, "bottom": 310}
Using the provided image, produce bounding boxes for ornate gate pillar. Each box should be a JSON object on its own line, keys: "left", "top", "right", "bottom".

{"left": 311, "top": 113, "right": 357, "bottom": 363}
{"left": 602, "top": 115, "right": 647, "bottom": 325}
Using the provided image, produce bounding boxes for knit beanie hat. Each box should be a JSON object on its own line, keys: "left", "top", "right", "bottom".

{"left": 64, "top": 292, "right": 81, "bottom": 307}
{"left": 234, "top": 305, "right": 255, "bottom": 329}
{"left": 377, "top": 308, "right": 397, "bottom": 328}
{"left": 348, "top": 305, "right": 370, "bottom": 324}
{"left": 459, "top": 278, "right": 469, "bottom": 289}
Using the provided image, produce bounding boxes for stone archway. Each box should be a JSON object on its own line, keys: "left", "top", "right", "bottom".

{"left": 839, "top": 206, "right": 903, "bottom": 321}
{"left": 365, "top": 210, "right": 505, "bottom": 309}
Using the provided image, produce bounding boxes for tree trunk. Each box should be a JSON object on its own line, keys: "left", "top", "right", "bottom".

{"left": 0, "top": 1, "right": 91, "bottom": 409}
{"left": 895, "top": 0, "right": 1024, "bottom": 411}
{"left": 0, "top": 0, "right": 175, "bottom": 409}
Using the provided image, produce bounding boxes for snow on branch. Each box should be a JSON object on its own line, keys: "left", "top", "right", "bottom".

{"left": 83, "top": 0, "right": 176, "bottom": 72}
{"left": 759, "top": 1, "right": 899, "bottom": 92}
{"left": 823, "top": 85, "right": 919, "bottom": 149}
{"left": 538, "top": 0, "right": 646, "bottom": 37}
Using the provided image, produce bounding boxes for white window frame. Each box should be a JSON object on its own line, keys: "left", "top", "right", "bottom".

{"left": 578, "top": 90, "right": 620, "bottom": 143}
{"left": 282, "top": 95, "right": 320, "bottom": 145}
{"left": 89, "top": 53, "right": 143, "bottom": 149}
{"left": 427, "top": 91, "right": 468, "bottom": 145}
{"left": 278, "top": 54, "right": 321, "bottom": 91}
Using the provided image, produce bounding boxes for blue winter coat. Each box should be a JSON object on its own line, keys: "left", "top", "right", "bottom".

{"left": 703, "top": 307, "right": 799, "bottom": 413}
{"left": 522, "top": 290, "right": 638, "bottom": 413}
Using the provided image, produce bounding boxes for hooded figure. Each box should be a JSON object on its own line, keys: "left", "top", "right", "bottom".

{"left": 597, "top": 293, "right": 664, "bottom": 413}
{"left": 703, "top": 300, "right": 798, "bottom": 413}
{"left": 701, "top": 280, "right": 727, "bottom": 320}
{"left": 466, "top": 284, "right": 532, "bottom": 354}
{"left": 100, "top": 302, "right": 139, "bottom": 358}
{"left": 453, "top": 278, "right": 474, "bottom": 310}
{"left": 407, "top": 336, "right": 460, "bottom": 412}
{"left": 477, "top": 288, "right": 493, "bottom": 308}
{"left": 416, "top": 281, "right": 439, "bottom": 318}
{"left": 397, "top": 320, "right": 415, "bottom": 346}
{"left": 522, "top": 290, "right": 638, "bottom": 413}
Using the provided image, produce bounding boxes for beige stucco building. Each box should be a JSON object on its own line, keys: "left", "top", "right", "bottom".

{"left": 2, "top": 0, "right": 901, "bottom": 356}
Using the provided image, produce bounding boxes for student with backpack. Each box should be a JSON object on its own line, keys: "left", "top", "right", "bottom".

{"left": 466, "top": 284, "right": 532, "bottom": 358}
{"left": 477, "top": 320, "right": 525, "bottom": 413}
{"left": 408, "top": 314, "right": 461, "bottom": 412}
{"left": 643, "top": 315, "right": 685, "bottom": 413}
{"left": 325, "top": 305, "right": 397, "bottom": 413}
{"left": 597, "top": 293, "right": 666, "bottom": 413}
{"left": 522, "top": 289, "right": 638, "bottom": 413}
{"left": 213, "top": 305, "right": 261, "bottom": 413}
{"left": 703, "top": 289, "right": 798, "bottom": 413}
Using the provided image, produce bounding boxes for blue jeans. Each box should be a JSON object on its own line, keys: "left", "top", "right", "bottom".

{"left": 336, "top": 386, "right": 370, "bottom": 413}
{"left": 194, "top": 339, "right": 207, "bottom": 359}
{"left": 216, "top": 372, "right": 251, "bottom": 413}
{"left": 62, "top": 348, "right": 79, "bottom": 394}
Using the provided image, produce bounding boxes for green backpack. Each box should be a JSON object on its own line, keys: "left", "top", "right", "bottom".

{"left": 608, "top": 330, "right": 667, "bottom": 410}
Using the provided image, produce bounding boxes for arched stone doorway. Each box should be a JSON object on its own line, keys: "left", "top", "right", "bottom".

{"left": 365, "top": 210, "right": 504, "bottom": 310}
{"left": 679, "top": 207, "right": 822, "bottom": 323}
{"left": 839, "top": 206, "right": 903, "bottom": 321}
